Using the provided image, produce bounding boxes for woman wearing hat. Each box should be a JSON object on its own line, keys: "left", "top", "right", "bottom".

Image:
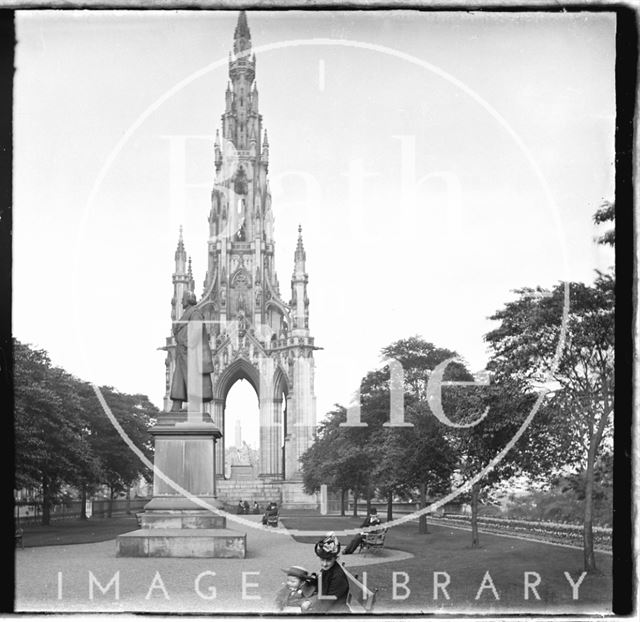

{"left": 300, "top": 533, "right": 350, "bottom": 613}
{"left": 274, "top": 566, "right": 317, "bottom": 612}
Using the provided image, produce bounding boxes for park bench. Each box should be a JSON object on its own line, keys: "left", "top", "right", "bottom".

{"left": 342, "top": 564, "right": 377, "bottom": 613}
{"left": 15, "top": 527, "right": 24, "bottom": 549}
{"left": 358, "top": 528, "right": 387, "bottom": 555}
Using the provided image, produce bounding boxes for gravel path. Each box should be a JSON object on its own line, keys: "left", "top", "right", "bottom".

{"left": 16, "top": 516, "right": 412, "bottom": 613}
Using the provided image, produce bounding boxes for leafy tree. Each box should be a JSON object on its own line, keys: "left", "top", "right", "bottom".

{"left": 15, "top": 340, "right": 158, "bottom": 523}
{"left": 403, "top": 403, "right": 457, "bottom": 533}
{"left": 14, "top": 341, "right": 100, "bottom": 524}
{"left": 82, "top": 385, "right": 156, "bottom": 516}
{"left": 301, "top": 407, "right": 353, "bottom": 515}
{"left": 377, "top": 339, "right": 464, "bottom": 529}
{"left": 485, "top": 275, "right": 614, "bottom": 571}
{"left": 381, "top": 337, "right": 468, "bottom": 401}
{"left": 593, "top": 200, "right": 614, "bottom": 246}
{"left": 445, "top": 379, "right": 548, "bottom": 547}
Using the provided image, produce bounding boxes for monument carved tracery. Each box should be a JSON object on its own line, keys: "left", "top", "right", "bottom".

{"left": 163, "top": 11, "right": 318, "bottom": 483}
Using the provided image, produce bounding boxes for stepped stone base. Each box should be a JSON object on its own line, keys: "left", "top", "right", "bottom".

{"left": 140, "top": 511, "right": 226, "bottom": 530}
{"left": 116, "top": 528, "right": 246, "bottom": 558}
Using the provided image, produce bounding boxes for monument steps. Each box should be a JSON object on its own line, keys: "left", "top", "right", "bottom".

{"left": 140, "top": 511, "right": 226, "bottom": 530}
{"left": 116, "top": 527, "right": 246, "bottom": 558}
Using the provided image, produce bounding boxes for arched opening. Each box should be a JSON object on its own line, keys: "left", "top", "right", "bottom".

{"left": 274, "top": 365, "right": 289, "bottom": 481}
{"left": 212, "top": 358, "right": 291, "bottom": 482}
{"left": 224, "top": 379, "right": 259, "bottom": 479}
{"left": 280, "top": 393, "right": 287, "bottom": 479}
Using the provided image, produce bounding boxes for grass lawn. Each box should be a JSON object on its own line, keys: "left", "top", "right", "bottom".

{"left": 280, "top": 514, "right": 612, "bottom": 614}
{"left": 18, "top": 515, "right": 139, "bottom": 548}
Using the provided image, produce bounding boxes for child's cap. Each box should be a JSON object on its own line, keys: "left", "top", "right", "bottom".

{"left": 282, "top": 565, "right": 310, "bottom": 580}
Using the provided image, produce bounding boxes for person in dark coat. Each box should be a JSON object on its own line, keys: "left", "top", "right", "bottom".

{"left": 262, "top": 501, "right": 278, "bottom": 526}
{"left": 300, "top": 533, "right": 349, "bottom": 613}
{"left": 343, "top": 507, "right": 382, "bottom": 554}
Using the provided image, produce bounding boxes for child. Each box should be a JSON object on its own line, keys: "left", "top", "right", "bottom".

{"left": 274, "top": 566, "right": 317, "bottom": 612}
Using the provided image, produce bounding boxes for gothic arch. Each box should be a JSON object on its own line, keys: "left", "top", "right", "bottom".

{"left": 273, "top": 364, "right": 289, "bottom": 401}
{"left": 214, "top": 357, "right": 260, "bottom": 402}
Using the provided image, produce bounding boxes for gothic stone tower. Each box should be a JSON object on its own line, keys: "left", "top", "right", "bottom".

{"left": 164, "top": 11, "right": 318, "bottom": 488}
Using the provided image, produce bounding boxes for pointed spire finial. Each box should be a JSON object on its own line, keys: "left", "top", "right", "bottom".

{"left": 295, "top": 225, "right": 305, "bottom": 260}
{"left": 177, "top": 225, "right": 185, "bottom": 253}
{"left": 234, "top": 10, "right": 252, "bottom": 55}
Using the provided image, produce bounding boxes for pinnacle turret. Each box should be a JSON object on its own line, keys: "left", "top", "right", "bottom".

{"left": 170, "top": 226, "right": 190, "bottom": 323}
{"left": 175, "top": 226, "right": 187, "bottom": 270}
{"left": 295, "top": 225, "right": 306, "bottom": 262}
{"left": 187, "top": 256, "right": 195, "bottom": 292}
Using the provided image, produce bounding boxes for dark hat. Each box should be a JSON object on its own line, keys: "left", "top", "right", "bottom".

{"left": 282, "top": 565, "right": 310, "bottom": 581}
{"left": 314, "top": 533, "right": 341, "bottom": 559}
{"left": 369, "top": 508, "right": 378, "bottom": 514}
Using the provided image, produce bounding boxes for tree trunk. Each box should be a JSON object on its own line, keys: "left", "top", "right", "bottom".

{"left": 126, "top": 486, "right": 131, "bottom": 515}
{"left": 352, "top": 490, "right": 358, "bottom": 517}
{"left": 584, "top": 446, "right": 597, "bottom": 572}
{"left": 108, "top": 485, "right": 114, "bottom": 518}
{"left": 387, "top": 491, "right": 393, "bottom": 522}
{"left": 80, "top": 484, "right": 87, "bottom": 520}
{"left": 366, "top": 495, "right": 372, "bottom": 515}
{"left": 41, "top": 476, "right": 51, "bottom": 526}
{"left": 340, "top": 489, "right": 346, "bottom": 516}
{"left": 471, "top": 483, "right": 480, "bottom": 548}
{"left": 418, "top": 483, "right": 428, "bottom": 534}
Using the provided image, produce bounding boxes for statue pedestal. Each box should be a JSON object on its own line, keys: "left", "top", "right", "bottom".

{"left": 116, "top": 413, "right": 246, "bottom": 558}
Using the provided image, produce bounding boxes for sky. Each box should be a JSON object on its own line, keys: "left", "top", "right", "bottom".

{"left": 14, "top": 10, "right": 615, "bottom": 448}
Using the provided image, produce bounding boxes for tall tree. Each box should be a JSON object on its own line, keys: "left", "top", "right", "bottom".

{"left": 82, "top": 385, "right": 156, "bottom": 516}
{"left": 379, "top": 338, "right": 466, "bottom": 530}
{"left": 14, "top": 341, "right": 99, "bottom": 524}
{"left": 444, "top": 380, "right": 547, "bottom": 547}
{"left": 486, "top": 275, "right": 614, "bottom": 571}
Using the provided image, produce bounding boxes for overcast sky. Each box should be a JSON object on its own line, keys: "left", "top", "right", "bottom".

{"left": 14, "top": 10, "right": 615, "bottom": 447}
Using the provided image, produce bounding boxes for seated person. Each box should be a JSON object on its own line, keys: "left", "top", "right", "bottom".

{"left": 343, "top": 507, "right": 382, "bottom": 554}
{"left": 274, "top": 565, "right": 317, "bottom": 612}
{"left": 237, "top": 500, "right": 245, "bottom": 515}
{"left": 252, "top": 501, "right": 261, "bottom": 514}
{"left": 262, "top": 501, "right": 278, "bottom": 525}
{"left": 300, "top": 533, "right": 349, "bottom": 613}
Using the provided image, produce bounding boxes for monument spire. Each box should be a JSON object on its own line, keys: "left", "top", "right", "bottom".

{"left": 234, "top": 10, "right": 252, "bottom": 55}
{"left": 224, "top": 10, "right": 257, "bottom": 151}
{"left": 291, "top": 225, "right": 309, "bottom": 334}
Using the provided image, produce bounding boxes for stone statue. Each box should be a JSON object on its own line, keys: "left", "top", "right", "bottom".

{"left": 170, "top": 291, "right": 214, "bottom": 411}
